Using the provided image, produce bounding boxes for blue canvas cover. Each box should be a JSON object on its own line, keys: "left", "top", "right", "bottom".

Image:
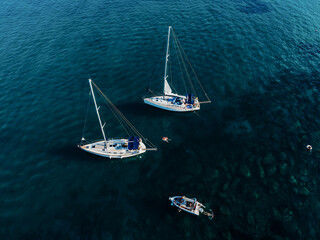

{"left": 133, "top": 137, "right": 140, "bottom": 150}
{"left": 186, "top": 93, "right": 194, "bottom": 104}
{"left": 128, "top": 136, "right": 134, "bottom": 150}
{"left": 128, "top": 136, "right": 140, "bottom": 150}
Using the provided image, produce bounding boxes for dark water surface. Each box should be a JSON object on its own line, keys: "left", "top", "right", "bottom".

{"left": 1, "top": 0, "right": 320, "bottom": 239}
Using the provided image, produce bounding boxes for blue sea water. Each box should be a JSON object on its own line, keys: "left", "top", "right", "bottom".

{"left": 1, "top": 0, "right": 320, "bottom": 239}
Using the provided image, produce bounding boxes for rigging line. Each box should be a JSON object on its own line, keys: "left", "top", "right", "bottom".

{"left": 92, "top": 84, "right": 133, "bottom": 138}
{"left": 172, "top": 32, "right": 188, "bottom": 94}
{"left": 114, "top": 108, "right": 147, "bottom": 143}
{"left": 97, "top": 100, "right": 113, "bottom": 139}
{"left": 91, "top": 81, "right": 156, "bottom": 149}
{"left": 144, "top": 138, "right": 157, "bottom": 149}
{"left": 113, "top": 106, "right": 144, "bottom": 139}
{"left": 144, "top": 88, "right": 163, "bottom": 98}
{"left": 146, "top": 38, "right": 166, "bottom": 92}
{"left": 172, "top": 30, "right": 211, "bottom": 102}
{"left": 99, "top": 90, "right": 136, "bottom": 138}
{"left": 104, "top": 122, "right": 110, "bottom": 139}
{"left": 172, "top": 30, "right": 196, "bottom": 95}
{"left": 105, "top": 98, "right": 141, "bottom": 137}
{"left": 101, "top": 96, "right": 131, "bottom": 137}
{"left": 193, "top": 110, "right": 204, "bottom": 120}
{"left": 103, "top": 97, "right": 132, "bottom": 137}
{"left": 92, "top": 82, "right": 145, "bottom": 139}
{"left": 81, "top": 91, "right": 92, "bottom": 145}
{"left": 146, "top": 88, "right": 161, "bottom": 97}
{"left": 172, "top": 30, "right": 197, "bottom": 95}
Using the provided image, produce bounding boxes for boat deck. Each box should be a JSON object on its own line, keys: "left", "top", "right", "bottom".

{"left": 144, "top": 96, "right": 200, "bottom": 112}
{"left": 79, "top": 139, "right": 146, "bottom": 159}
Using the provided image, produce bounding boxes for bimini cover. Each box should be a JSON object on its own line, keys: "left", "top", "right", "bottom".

{"left": 128, "top": 136, "right": 140, "bottom": 150}
{"left": 128, "top": 136, "right": 134, "bottom": 150}
{"left": 186, "top": 93, "right": 194, "bottom": 104}
{"left": 133, "top": 137, "right": 140, "bottom": 149}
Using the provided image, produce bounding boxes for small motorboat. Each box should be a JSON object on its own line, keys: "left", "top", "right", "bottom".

{"left": 169, "top": 196, "right": 214, "bottom": 220}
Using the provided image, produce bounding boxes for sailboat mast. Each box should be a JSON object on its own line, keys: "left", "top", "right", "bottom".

{"left": 163, "top": 26, "right": 171, "bottom": 94}
{"left": 88, "top": 79, "right": 108, "bottom": 147}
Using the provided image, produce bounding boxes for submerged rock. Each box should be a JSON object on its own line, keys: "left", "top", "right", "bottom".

{"left": 279, "top": 152, "right": 287, "bottom": 161}
{"left": 211, "top": 182, "right": 221, "bottom": 194}
{"left": 260, "top": 131, "right": 270, "bottom": 139}
{"left": 255, "top": 213, "right": 267, "bottom": 232}
{"left": 247, "top": 212, "right": 255, "bottom": 225}
{"left": 289, "top": 141, "right": 296, "bottom": 152}
{"left": 270, "top": 181, "right": 279, "bottom": 194}
{"left": 218, "top": 192, "right": 228, "bottom": 200}
{"left": 212, "top": 169, "right": 220, "bottom": 178}
{"left": 300, "top": 169, "right": 309, "bottom": 183}
{"left": 230, "top": 178, "right": 241, "bottom": 190}
{"left": 267, "top": 165, "right": 276, "bottom": 176}
{"left": 263, "top": 153, "right": 275, "bottom": 166}
{"left": 259, "top": 165, "right": 265, "bottom": 178}
{"left": 248, "top": 155, "right": 256, "bottom": 163}
{"left": 223, "top": 182, "right": 229, "bottom": 192}
{"left": 283, "top": 208, "right": 293, "bottom": 223}
{"left": 279, "top": 163, "right": 288, "bottom": 175}
{"left": 240, "top": 165, "right": 251, "bottom": 178}
{"left": 272, "top": 208, "right": 282, "bottom": 221}
{"left": 177, "top": 174, "right": 193, "bottom": 185}
{"left": 253, "top": 191, "right": 260, "bottom": 200}
{"left": 203, "top": 224, "right": 216, "bottom": 239}
{"left": 289, "top": 176, "right": 297, "bottom": 185}
{"left": 222, "top": 232, "right": 232, "bottom": 240}
{"left": 297, "top": 187, "right": 310, "bottom": 197}
{"left": 294, "top": 120, "right": 301, "bottom": 129}
{"left": 273, "top": 236, "right": 285, "bottom": 240}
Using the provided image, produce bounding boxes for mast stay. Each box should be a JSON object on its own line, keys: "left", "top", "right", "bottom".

{"left": 80, "top": 91, "right": 92, "bottom": 145}
{"left": 90, "top": 80, "right": 157, "bottom": 151}
{"left": 144, "top": 26, "right": 211, "bottom": 105}
{"left": 171, "top": 29, "right": 211, "bottom": 103}
{"left": 89, "top": 79, "right": 108, "bottom": 148}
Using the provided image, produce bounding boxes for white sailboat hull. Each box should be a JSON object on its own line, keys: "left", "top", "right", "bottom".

{"left": 143, "top": 95, "right": 200, "bottom": 112}
{"left": 79, "top": 139, "right": 146, "bottom": 159}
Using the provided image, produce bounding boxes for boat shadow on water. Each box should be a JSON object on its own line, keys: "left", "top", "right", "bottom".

{"left": 50, "top": 145, "right": 102, "bottom": 163}
{"left": 117, "top": 102, "right": 198, "bottom": 119}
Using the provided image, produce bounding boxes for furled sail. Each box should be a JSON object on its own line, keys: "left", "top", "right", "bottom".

{"left": 164, "top": 76, "right": 172, "bottom": 94}
{"left": 163, "top": 26, "right": 173, "bottom": 95}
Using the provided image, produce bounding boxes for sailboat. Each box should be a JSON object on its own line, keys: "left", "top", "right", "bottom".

{"left": 143, "top": 26, "right": 211, "bottom": 112}
{"left": 169, "top": 196, "right": 214, "bottom": 220}
{"left": 78, "top": 79, "right": 157, "bottom": 159}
